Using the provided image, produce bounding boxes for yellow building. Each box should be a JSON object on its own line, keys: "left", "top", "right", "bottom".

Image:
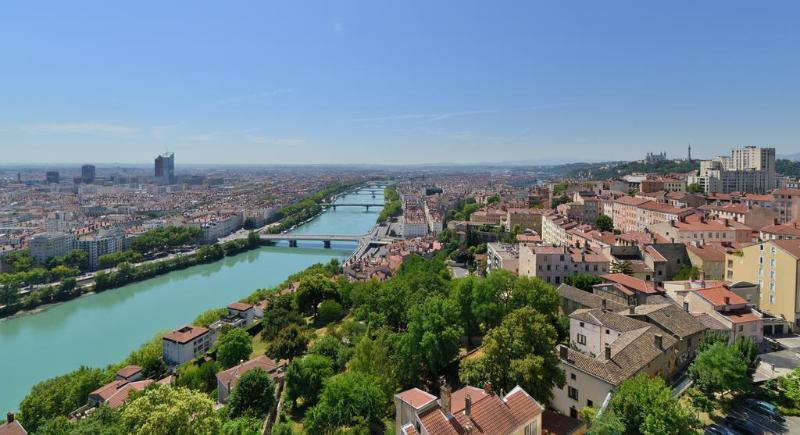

{"left": 726, "top": 239, "right": 800, "bottom": 328}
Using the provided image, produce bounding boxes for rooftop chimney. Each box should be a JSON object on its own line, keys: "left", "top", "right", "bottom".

{"left": 440, "top": 382, "right": 452, "bottom": 416}
{"left": 6, "top": 412, "right": 13, "bottom": 424}
{"left": 629, "top": 305, "right": 635, "bottom": 315}
{"left": 724, "top": 296, "right": 730, "bottom": 306}
{"left": 601, "top": 298, "right": 607, "bottom": 311}
{"left": 483, "top": 381, "right": 493, "bottom": 395}
{"left": 604, "top": 345, "right": 612, "bottom": 360}
{"left": 559, "top": 345, "right": 569, "bottom": 361}
{"left": 683, "top": 301, "right": 689, "bottom": 312}
{"left": 465, "top": 394, "right": 472, "bottom": 418}
{"left": 654, "top": 334, "right": 663, "bottom": 349}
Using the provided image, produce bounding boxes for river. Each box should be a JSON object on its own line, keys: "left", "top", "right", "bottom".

{"left": 0, "top": 188, "right": 384, "bottom": 412}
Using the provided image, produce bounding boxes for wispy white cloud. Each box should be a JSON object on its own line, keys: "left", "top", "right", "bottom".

{"left": 347, "top": 110, "right": 496, "bottom": 123}
{"left": 333, "top": 19, "right": 345, "bottom": 34}
{"left": 245, "top": 134, "right": 306, "bottom": 146}
{"left": 216, "top": 88, "right": 294, "bottom": 105}
{"left": 24, "top": 122, "right": 137, "bottom": 134}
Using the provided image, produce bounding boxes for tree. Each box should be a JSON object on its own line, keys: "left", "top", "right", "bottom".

{"left": 459, "top": 306, "right": 564, "bottom": 405}
{"left": 125, "top": 334, "right": 167, "bottom": 378}
{"left": 221, "top": 417, "right": 262, "bottom": 435}
{"left": 588, "top": 411, "right": 626, "bottom": 435}
{"left": 778, "top": 367, "right": 800, "bottom": 408}
{"left": 175, "top": 360, "right": 219, "bottom": 393}
{"left": 610, "top": 260, "right": 633, "bottom": 275}
{"left": 294, "top": 274, "right": 338, "bottom": 318}
{"left": 603, "top": 374, "right": 698, "bottom": 435}
{"left": 304, "top": 372, "right": 388, "bottom": 434}
{"left": 270, "top": 423, "right": 295, "bottom": 435}
{"left": 285, "top": 354, "right": 335, "bottom": 407}
{"left": 122, "top": 386, "right": 220, "bottom": 435}
{"left": 19, "top": 366, "right": 106, "bottom": 432}
{"left": 317, "top": 299, "right": 344, "bottom": 324}
{"left": 672, "top": 265, "right": 700, "bottom": 280}
{"left": 261, "top": 305, "right": 304, "bottom": 340}
{"left": 347, "top": 331, "right": 398, "bottom": 397}
{"left": 509, "top": 276, "right": 560, "bottom": 315}
{"left": 688, "top": 341, "right": 750, "bottom": 397}
{"left": 686, "top": 183, "right": 703, "bottom": 194}
{"left": 217, "top": 328, "right": 254, "bottom": 368}
{"left": 397, "top": 295, "right": 462, "bottom": 386}
{"left": 193, "top": 307, "right": 228, "bottom": 327}
{"left": 308, "top": 335, "right": 350, "bottom": 371}
{"left": 551, "top": 194, "right": 569, "bottom": 208}
{"left": 266, "top": 324, "right": 310, "bottom": 361}
{"left": 564, "top": 274, "right": 603, "bottom": 291}
{"left": 595, "top": 215, "right": 614, "bottom": 232}
{"left": 229, "top": 368, "right": 276, "bottom": 418}
{"left": 449, "top": 276, "right": 480, "bottom": 340}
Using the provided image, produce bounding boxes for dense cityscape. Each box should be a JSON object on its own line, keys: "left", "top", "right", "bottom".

{"left": 3, "top": 1, "right": 800, "bottom": 434}
{"left": 1, "top": 145, "right": 800, "bottom": 434}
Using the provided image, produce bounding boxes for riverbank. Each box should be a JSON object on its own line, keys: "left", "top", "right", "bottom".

{"left": 0, "top": 188, "right": 384, "bottom": 412}
{"left": 0, "top": 182, "right": 376, "bottom": 320}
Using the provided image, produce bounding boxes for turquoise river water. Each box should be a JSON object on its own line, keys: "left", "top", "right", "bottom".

{"left": 0, "top": 189, "right": 383, "bottom": 412}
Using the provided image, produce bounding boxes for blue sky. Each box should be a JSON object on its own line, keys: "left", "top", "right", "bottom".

{"left": 1, "top": 1, "right": 798, "bottom": 165}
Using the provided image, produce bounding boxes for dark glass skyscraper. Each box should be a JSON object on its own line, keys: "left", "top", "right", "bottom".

{"left": 154, "top": 152, "right": 175, "bottom": 184}
{"left": 81, "top": 164, "right": 95, "bottom": 183}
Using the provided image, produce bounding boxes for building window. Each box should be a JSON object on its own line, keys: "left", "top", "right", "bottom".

{"left": 568, "top": 386, "right": 579, "bottom": 400}
{"left": 577, "top": 333, "right": 587, "bottom": 345}
{"left": 587, "top": 399, "right": 594, "bottom": 407}
{"left": 570, "top": 373, "right": 576, "bottom": 380}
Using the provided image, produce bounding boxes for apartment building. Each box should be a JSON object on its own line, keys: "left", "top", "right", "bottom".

{"left": 648, "top": 215, "right": 751, "bottom": 244}
{"left": 701, "top": 203, "right": 777, "bottom": 231}
{"left": 760, "top": 220, "right": 800, "bottom": 241}
{"left": 162, "top": 325, "right": 214, "bottom": 367}
{"left": 611, "top": 196, "right": 694, "bottom": 233}
{"left": 518, "top": 245, "right": 610, "bottom": 286}
{"left": 486, "top": 243, "right": 519, "bottom": 275}
{"left": 541, "top": 212, "right": 579, "bottom": 246}
{"left": 773, "top": 188, "right": 800, "bottom": 224}
{"left": 726, "top": 240, "right": 800, "bottom": 328}
{"left": 504, "top": 208, "right": 543, "bottom": 233}
{"left": 689, "top": 146, "right": 776, "bottom": 194}
{"left": 28, "top": 232, "right": 75, "bottom": 264}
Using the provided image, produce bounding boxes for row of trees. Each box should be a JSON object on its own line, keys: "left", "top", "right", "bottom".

{"left": 266, "top": 182, "right": 358, "bottom": 234}
{"left": 376, "top": 184, "right": 401, "bottom": 223}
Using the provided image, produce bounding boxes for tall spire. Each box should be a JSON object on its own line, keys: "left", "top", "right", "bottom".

{"left": 688, "top": 143, "right": 692, "bottom": 162}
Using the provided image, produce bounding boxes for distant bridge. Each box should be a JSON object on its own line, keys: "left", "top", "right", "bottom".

{"left": 259, "top": 233, "right": 393, "bottom": 248}
{"left": 320, "top": 202, "right": 384, "bottom": 210}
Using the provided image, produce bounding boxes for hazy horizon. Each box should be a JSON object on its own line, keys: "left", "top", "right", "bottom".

{"left": 2, "top": 1, "right": 799, "bottom": 164}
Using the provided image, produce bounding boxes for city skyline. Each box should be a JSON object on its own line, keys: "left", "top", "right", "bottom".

{"left": 1, "top": 1, "right": 798, "bottom": 164}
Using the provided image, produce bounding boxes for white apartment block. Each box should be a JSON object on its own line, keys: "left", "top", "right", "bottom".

{"left": 689, "top": 146, "right": 776, "bottom": 194}
{"left": 162, "top": 325, "right": 214, "bottom": 367}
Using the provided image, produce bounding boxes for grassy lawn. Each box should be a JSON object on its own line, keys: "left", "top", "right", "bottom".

{"left": 250, "top": 333, "right": 268, "bottom": 359}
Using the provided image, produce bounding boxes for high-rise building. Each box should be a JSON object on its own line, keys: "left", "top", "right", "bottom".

{"left": 45, "top": 171, "right": 60, "bottom": 184}
{"left": 688, "top": 146, "right": 776, "bottom": 194}
{"left": 81, "top": 164, "right": 96, "bottom": 183}
{"left": 154, "top": 152, "right": 175, "bottom": 185}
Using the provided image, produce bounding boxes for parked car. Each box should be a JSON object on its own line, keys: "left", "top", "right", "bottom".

{"left": 745, "top": 398, "right": 785, "bottom": 422}
{"left": 724, "top": 417, "right": 764, "bottom": 435}
{"left": 704, "top": 424, "right": 736, "bottom": 435}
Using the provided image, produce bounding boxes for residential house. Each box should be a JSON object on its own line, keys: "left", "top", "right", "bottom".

{"left": 216, "top": 355, "right": 286, "bottom": 403}
{"left": 591, "top": 273, "right": 666, "bottom": 307}
{"left": 395, "top": 383, "right": 543, "bottom": 435}
{"left": 553, "top": 308, "right": 682, "bottom": 418}
{"left": 773, "top": 188, "right": 800, "bottom": 224}
{"left": 557, "top": 284, "right": 626, "bottom": 316}
{"left": 760, "top": 220, "right": 800, "bottom": 241}
{"left": 648, "top": 215, "right": 752, "bottom": 244}
{"left": 682, "top": 286, "right": 764, "bottom": 343}
{"left": 0, "top": 413, "right": 27, "bottom": 435}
